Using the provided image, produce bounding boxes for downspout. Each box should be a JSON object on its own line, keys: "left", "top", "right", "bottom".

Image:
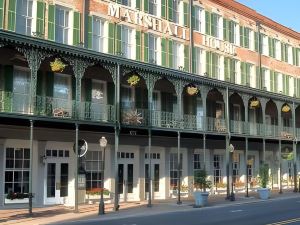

{"left": 189, "top": 0, "right": 193, "bottom": 73}
{"left": 257, "top": 21, "right": 262, "bottom": 89}
{"left": 83, "top": 0, "right": 89, "bottom": 48}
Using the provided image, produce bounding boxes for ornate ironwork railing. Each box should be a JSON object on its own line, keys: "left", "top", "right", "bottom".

{"left": 264, "top": 124, "right": 279, "bottom": 138}
{"left": 152, "top": 110, "right": 180, "bottom": 129}
{"left": 230, "top": 120, "right": 247, "bottom": 135}
{"left": 183, "top": 114, "right": 203, "bottom": 131}
{"left": 0, "top": 90, "right": 30, "bottom": 114}
{"left": 79, "top": 101, "right": 115, "bottom": 122}
{"left": 207, "top": 117, "right": 227, "bottom": 133}
{"left": 281, "top": 126, "right": 294, "bottom": 140}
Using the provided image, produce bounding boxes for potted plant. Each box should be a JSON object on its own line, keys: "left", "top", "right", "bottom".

{"left": 193, "top": 169, "right": 212, "bottom": 207}
{"left": 257, "top": 163, "right": 270, "bottom": 200}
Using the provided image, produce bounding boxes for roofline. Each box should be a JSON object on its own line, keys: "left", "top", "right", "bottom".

{"left": 210, "top": 0, "right": 300, "bottom": 41}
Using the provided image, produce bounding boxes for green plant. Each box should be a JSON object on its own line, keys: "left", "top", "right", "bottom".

{"left": 6, "top": 191, "right": 29, "bottom": 200}
{"left": 259, "top": 163, "right": 269, "bottom": 188}
{"left": 127, "top": 75, "right": 140, "bottom": 86}
{"left": 194, "top": 169, "right": 212, "bottom": 192}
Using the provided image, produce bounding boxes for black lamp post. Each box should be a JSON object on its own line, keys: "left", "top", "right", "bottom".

{"left": 99, "top": 136, "right": 108, "bottom": 215}
{"left": 229, "top": 144, "right": 235, "bottom": 201}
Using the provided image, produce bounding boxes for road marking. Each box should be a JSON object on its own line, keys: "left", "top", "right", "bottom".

{"left": 230, "top": 209, "right": 243, "bottom": 213}
{"left": 266, "top": 217, "right": 300, "bottom": 225}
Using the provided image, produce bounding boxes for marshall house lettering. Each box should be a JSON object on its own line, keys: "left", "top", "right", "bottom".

{"left": 204, "top": 35, "right": 236, "bottom": 55}
{"left": 108, "top": 3, "right": 188, "bottom": 40}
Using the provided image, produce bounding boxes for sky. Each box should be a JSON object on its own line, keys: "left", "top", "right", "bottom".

{"left": 236, "top": 0, "right": 300, "bottom": 33}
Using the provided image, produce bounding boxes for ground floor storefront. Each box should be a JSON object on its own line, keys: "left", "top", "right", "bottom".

{"left": 0, "top": 123, "right": 298, "bottom": 208}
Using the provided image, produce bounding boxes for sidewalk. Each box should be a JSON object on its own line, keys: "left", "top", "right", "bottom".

{"left": 1, "top": 190, "right": 299, "bottom": 225}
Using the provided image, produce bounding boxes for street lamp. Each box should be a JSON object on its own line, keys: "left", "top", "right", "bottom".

{"left": 99, "top": 136, "right": 108, "bottom": 215}
{"left": 229, "top": 144, "right": 235, "bottom": 201}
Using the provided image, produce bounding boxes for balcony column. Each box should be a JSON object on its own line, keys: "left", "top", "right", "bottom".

{"left": 279, "top": 140, "right": 282, "bottom": 194}
{"left": 292, "top": 102, "right": 298, "bottom": 192}
{"left": 275, "top": 101, "right": 282, "bottom": 135}
{"left": 144, "top": 72, "right": 160, "bottom": 207}
{"left": 114, "top": 64, "right": 120, "bottom": 211}
{"left": 258, "top": 98, "right": 267, "bottom": 163}
{"left": 242, "top": 95, "right": 249, "bottom": 134}
{"left": 68, "top": 58, "right": 90, "bottom": 119}
{"left": 221, "top": 87, "right": 231, "bottom": 199}
{"left": 200, "top": 86, "right": 209, "bottom": 131}
{"left": 172, "top": 79, "right": 184, "bottom": 127}
{"left": 17, "top": 48, "right": 49, "bottom": 114}
{"left": 245, "top": 137, "right": 249, "bottom": 197}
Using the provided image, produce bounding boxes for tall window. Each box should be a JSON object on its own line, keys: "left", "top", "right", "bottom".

{"left": 13, "top": 67, "right": 30, "bottom": 113}
{"left": 173, "top": 41, "right": 181, "bottom": 70}
{"left": 223, "top": 19, "right": 237, "bottom": 44}
{"left": 213, "top": 154, "right": 222, "bottom": 185}
{"left": 169, "top": 153, "right": 182, "bottom": 190}
{"left": 282, "top": 74, "right": 290, "bottom": 96}
{"left": 148, "top": 34, "right": 158, "bottom": 64}
{"left": 148, "top": 0, "right": 157, "bottom": 16}
{"left": 268, "top": 37, "right": 276, "bottom": 58}
{"left": 16, "top": 0, "right": 33, "bottom": 35}
{"left": 121, "top": 0, "right": 132, "bottom": 7}
{"left": 55, "top": 6, "right": 70, "bottom": 44}
{"left": 85, "top": 151, "right": 103, "bottom": 190}
{"left": 224, "top": 58, "right": 237, "bottom": 83}
{"left": 232, "top": 153, "right": 240, "bottom": 184}
{"left": 240, "top": 62, "right": 252, "bottom": 86}
{"left": 206, "top": 12, "right": 221, "bottom": 38}
{"left": 171, "top": 0, "right": 180, "bottom": 24}
{"left": 193, "top": 152, "right": 204, "bottom": 173}
{"left": 121, "top": 26, "right": 133, "bottom": 59}
{"left": 261, "top": 34, "right": 268, "bottom": 55}
{"left": 192, "top": 47, "right": 202, "bottom": 75}
{"left": 206, "top": 51, "right": 220, "bottom": 79}
{"left": 240, "top": 26, "right": 250, "bottom": 49}
{"left": 193, "top": 6, "right": 202, "bottom": 32}
{"left": 281, "top": 42, "right": 289, "bottom": 63}
{"left": 92, "top": 17, "right": 105, "bottom": 52}
{"left": 5, "top": 148, "right": 30, "bottom": 195}
{"left": 270, "top": 70, "right": 278, "bottom": 93}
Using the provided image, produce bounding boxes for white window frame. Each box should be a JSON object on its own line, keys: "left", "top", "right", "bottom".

{"left": 92, "top": 17, "right": 105, "bottom": 53}
{"left": 149, "top": 34, "right": 158, "bottom": 64}
{"left": 172, "top": 41, "right": 182, "bottom": 70}
{"left": 55, "top": 6, "right": 71, "bottom": 45}
{"left": 15, "top": 0, "right": 34, "bottom": 36}
{"left": 194, "top": 6, "right": 202, "bottom": 32}
{"left": 121, "top": 26, "right": 134, "bottom": 59}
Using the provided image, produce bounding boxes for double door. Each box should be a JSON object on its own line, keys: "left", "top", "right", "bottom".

{"left": 44, "top": 161, "right": 69, "bottom": 205}
{"left": 145, "top": 163, "right": 160, "bottom": 199}
{"left": 118, "top": 163, "right": 135, "bottom": 201}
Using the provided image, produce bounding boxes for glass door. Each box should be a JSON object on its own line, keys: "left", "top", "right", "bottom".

{"left": 13, "top": 68, "right": 30, "bottom": 113}
{"left": 145, "top": 163, "right": 160, "bottom": 199}
{"left": 45, "top": 162, "right": 69, "bottom": 205}
{"left": 91, "top": 80, "right": 106, "bottom": 121}
{"left": 118, "top": 163, "right": 134, "bottom": 202}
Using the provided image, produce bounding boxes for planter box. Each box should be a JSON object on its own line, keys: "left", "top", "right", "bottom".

{"left": 194, "top": 191, "right": 209, "bottom": 207}
{"left": 257, "top": 188, "right": 270, "bottom": 200}
{"left": 5, "top": 198, "right": 29, "bottom": 204}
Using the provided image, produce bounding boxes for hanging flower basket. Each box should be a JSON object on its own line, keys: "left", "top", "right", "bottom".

{"left": 50, "top": 58, "right": 66, "bottom": 72}
{"left": 127, "top": 75, "right": 140, "bottom": 86}
{"left": 187, "top": 85, "right": 199, "bottom": 96}
{"left": 282, "top": 104, "right": 291, "bottom": 113}
{"left": 250, "top": 99, "right": 260, "bottom": 109}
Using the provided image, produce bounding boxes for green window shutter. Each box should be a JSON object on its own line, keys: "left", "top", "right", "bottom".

{"left": 168, "top": 0, "right": 173, "bottom": 22}
{"left": 211, "top": 13, "right": 216, "bottom": 37}
{"left": 192, "top": 47, "right": 196, "bottom": 73}
{"left": 136, "top": 30, "right": 141, "bottom": 61}
{"left": 107, "top": 82, "right": 115, "bottom": 105}
{"left": 144, "top": 0, "right": 149, "bottom": 13}
{"left": 143, "top": 32, "right": 149, "bottom": 63}
{"left": 161, "top": 0, "right": 166, "bottom": 19}
{"left": 8, "top": 0, "right": 16, "bottom": 31}
{"left": 241, "top": 62, "right": 245, "bottom": 85}
{"left": 161, "top": 38, "right": 167, "bottom": 66}
{"left": 73, "top": 12, "right": 81, "bottom": 46}
{"left": 46, "top": 72, "right": 54, "bottom": 97}
{"left": 115, "top": 24, "right": 122, "bottom": 54}
{"left": 268, "top": 37, "right": 272, "bottom": 57}
{"left": 224, "top": 57, "right": 229, "bottom": 81}
{"left": 192, "top": 6, "right": 195, "bottom": 30}
{"left": 274, "top": 72, "right": 278, "bottom": 93}
{"left": 296, "top": 48, "right": 300, "bottom": 66}
{"left": 36, "top": 71, "right": 43, "bottom": 96}
{"left": 85, "top": 79, "right": 92, "bottom": 102}
{"left": 292, "top": 47, "right": 297, "bottom": 65}
{"left": 223, "top": 18, "right": 228, "bottom": 41}
{"left": 183, "top": 2, "right": 189, "bottom": 27}
{"left": 72, "top": 76, "right": 76, "bottom": 101}
{"left": 184, "top": 45, "right": 189, "bottom": 72}
{"left": 244, "top": 28, "right": 249, "bottom": 48}
{"left": 205, "top": 11, "right": 210, "bottom": 35}
{"left": 4, "top": 65, "right": 13, "bottom": 92}
{"left": 206, "top": 51, "right": 211, "bottom": 76}
{"left": 240, "top": 26, "right": 244, "bottom": 47}
{"left": 48, "top": 5, "right": 55, "bottom": 41}
{"left": 281, "top": 43, "right": 285, "bottom": 61}
{"left": 0, "top": 0, "right": 3, "bottom": 29}
{"left": 36, "top": 1, "right": 45, "bottom": 35}
{"left": 256, "top": 66, "right": 260, "bottom": 89}
{"left": 168, "top": 39, "right": 173, "bottom": 68}
{"left": 87, "top": 16, "right": 93, "bottom": 49}
{"left": 108, "top": 22, "right": 115, "bottom": 54}
{"left": 254, "top": 32, "right": 259, "bottom": 52}
{"left": 136, "top": 0, "right": 141, "bottom": 10}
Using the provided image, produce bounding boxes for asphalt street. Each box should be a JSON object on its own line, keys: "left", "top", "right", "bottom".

{"left": 53, "top": 197, "right": 300, "bottom": 225}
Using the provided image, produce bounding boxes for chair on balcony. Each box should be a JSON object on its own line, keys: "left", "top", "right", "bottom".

{"left": 215, "top": 118, "right": 226, "bottom": 132}
{"left": 280, "top": 131, "right": 293, "bottom": 139}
